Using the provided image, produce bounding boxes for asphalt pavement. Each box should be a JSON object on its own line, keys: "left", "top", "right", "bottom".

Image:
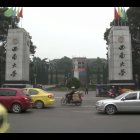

{"left": 8, "top": 91, "right": 140, "bottom": 133}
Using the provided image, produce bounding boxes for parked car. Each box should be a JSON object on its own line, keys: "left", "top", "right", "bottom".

{"left": 0, "top": 88, "right": 32, "bottom": 113}
{"left": 0, "top": 104, "right": 10, "bottom": 133}
{"left": 24, "top": 88, "right": 55, "bottom": 109}
{"left": 96, "top": 91, "right": 140, "bottom": 115}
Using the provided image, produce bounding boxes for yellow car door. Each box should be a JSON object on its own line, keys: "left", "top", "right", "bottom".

{"left": 27, "top": 89, "right": 44, "bottom": 109}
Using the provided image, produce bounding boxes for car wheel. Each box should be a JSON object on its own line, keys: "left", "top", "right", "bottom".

{"left": 11, "top": 103, "right": 22, "bottom": 113}
{"left": 35, "top": 101, "right": 44, "bottom": 109}
{"left": 75, "top": 102, "right": 81, "bottom": 106}
{"left": 105, "top": 105, "right": 117, "bottom": 115}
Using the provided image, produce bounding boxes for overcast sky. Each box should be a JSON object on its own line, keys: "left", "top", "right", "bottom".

{"left": 21, "top": 7, "right": 128, "bottom": 60}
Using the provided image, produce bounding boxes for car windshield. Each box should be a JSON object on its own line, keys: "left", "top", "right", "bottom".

{"left": 115, "top": 92, "right": 128, "bottom": 100}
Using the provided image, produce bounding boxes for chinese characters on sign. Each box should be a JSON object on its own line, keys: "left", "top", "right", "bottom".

{"left": 12, "top": 46, "right": 18, "bottom": 51}
{"left": 12, "top": 63, "right": 16, "bottom": 68}
{"left": 10, "top": 44, "right": 18, "bottom": 77}
{"left": 119, "top": 69, "right": 126, "bottom": 76}
{"left": 10, "top": 70, "right": 17, "bottom": 77}
{"left": 118, "top": 43, "right": 126, "bottom": 76}
{"left": 12, "top": 53, "right": 17, "bottom": 60}
{"left": 6, "top": 29, "right": 31, "bottom": 81}
{"left": 120, "top": 62, "right": 125, "bottom": 67}
{"left": 119, "top": 52, "right": 125, "bottom": 59}
{"left": 108, "top": 27, "right": 133, "bottom": 81}
{"left": 119, "top": 45, "right": 125, "bottom": 50}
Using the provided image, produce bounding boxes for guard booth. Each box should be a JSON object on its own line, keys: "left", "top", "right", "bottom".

{"left": 96, "top": 84, "right": 109, "bottom": 97}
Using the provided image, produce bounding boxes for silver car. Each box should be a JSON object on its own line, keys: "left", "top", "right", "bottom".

{"left": 95, "top": 91, "right": 140, "bottom": 115}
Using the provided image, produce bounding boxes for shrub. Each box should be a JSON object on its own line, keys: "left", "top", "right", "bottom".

{"left": 66, "top": 77, "right": 81, "bottom": 89}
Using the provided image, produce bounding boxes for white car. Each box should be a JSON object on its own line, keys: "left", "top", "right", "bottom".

{"left": 96, "top": 91, "right": 140, "bottom": 115}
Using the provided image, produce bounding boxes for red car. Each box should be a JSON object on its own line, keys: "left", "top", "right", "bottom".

{"left": 0, "top": 88, "right": 32, "bottom": 113}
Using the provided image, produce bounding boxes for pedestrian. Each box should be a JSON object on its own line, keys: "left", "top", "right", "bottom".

{"left": 96, "top": 84, "right": 100, "bottom": 96}
{"left": 85, "top": 86, "right": 88, "bottom": 95}
{"left": 66, "top": 86, "right": 76, "bottom": 103}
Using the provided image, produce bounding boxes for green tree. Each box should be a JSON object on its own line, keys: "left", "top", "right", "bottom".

{"left": 86, "top": 63, "right": 90, "bottom": 85}
{"left": 127, "top": 7, "right": 140, "bottom": 84}
{"left": 42, "top": 58, "right": 49, "bottom": 84}
{"left": 87, "top": 58, "right": 107, "bottom": 84}
{"left": 57, "top": 56, "right": 72, "bottom": 77}
{"left": 55, "top": 69, "right": 58, "bottom": 84}
{"left": 102, "top": 63, "right": 108, "bottom": 84}
{"left": 56, "top": 56, "right": 72, "bottom": 85}
{"left": 48, "top": 59, "right": 58, "bottom": 84}
{"left": 49, "top": 64, "right": 53, "bottom": 85}
{"left": 66, "top": 77, "right": 81, "bottom": 89}
{"left": 30, "top": 57, "right": 49, "bottom": 85}
{"left": 97, "top": 67, "right": 101, "bottom": 84}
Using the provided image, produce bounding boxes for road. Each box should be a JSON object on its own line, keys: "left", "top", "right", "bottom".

{"left": 8, "top": 91, "right": 140, "bottom": 133}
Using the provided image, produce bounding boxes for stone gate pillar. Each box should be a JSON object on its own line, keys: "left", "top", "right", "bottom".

{"left": 108, "top": 26, "right": 134, "bottom": 86}
{"left": 5, "top": 28, "right": 30, "bottom": 84}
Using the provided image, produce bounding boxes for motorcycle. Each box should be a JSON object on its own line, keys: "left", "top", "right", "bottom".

{"left": 61, "top": 91, "right": 83, "bottom": 106}
{"left": 108, "top": 89, "right": 121, "bottom": 98}
{"left": 108, "top": 91, "right": 117, "bottom": 98}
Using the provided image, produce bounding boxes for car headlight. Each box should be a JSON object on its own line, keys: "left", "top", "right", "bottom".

{"left": 97, "top": 101, "right": 105, "bottom": 106}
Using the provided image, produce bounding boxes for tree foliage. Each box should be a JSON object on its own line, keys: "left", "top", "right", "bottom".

{"left": 87, "top": 57, "right": 107, "bottom": 74}
{"left": 30, "top": 57, "right": 49, "bottom": 85}
{"left": 57, "top": 56, "right": 72, "bottom": 75}
{"left": 66, "top": 77, "right": 81, "bottom": 89}
{"left": 104, "top": 28, "right": 111, "bottom": 45}
{"left": 127, "top": 7, "right": 140, "bottom": 78}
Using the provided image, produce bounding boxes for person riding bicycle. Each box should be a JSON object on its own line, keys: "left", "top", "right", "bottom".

{"left": 65, "top": 86, "right": 76, "bottom": 103}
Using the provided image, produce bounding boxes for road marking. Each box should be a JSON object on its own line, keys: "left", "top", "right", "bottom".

{"left": 72, "top": 110, "right": 95, "bottom": 113}
{"left": 81, "top": 105, "right": 95, "bottom": 108}
{"left": 55, "top": 97, "right": 63, "bottom": 99}
{"left": 55, "top": 97, "right": 103, "bottom": 100}
{"left": 56, "top": 105, "right": 95, "bottom": 109}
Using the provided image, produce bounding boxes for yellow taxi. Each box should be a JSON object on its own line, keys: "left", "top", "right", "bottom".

{"left": 24, "top": 88, "right": 55, "bottom": 109}
{"left": 0, "top": 104, "right": 10, "bottom": 133}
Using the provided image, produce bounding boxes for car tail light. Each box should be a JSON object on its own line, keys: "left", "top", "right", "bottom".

{"left": 24, "top": 97, "right": 32, "bottom": 102}
{"left": 24, "top": 97, "right": 28, "bottom": 100}
{"left": 48, "top": 95, "right": 54, "bottom": 98}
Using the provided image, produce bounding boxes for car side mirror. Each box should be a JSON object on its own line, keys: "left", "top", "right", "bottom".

{"left": 121, "top": 98, "right": 125, "bottom": 101}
